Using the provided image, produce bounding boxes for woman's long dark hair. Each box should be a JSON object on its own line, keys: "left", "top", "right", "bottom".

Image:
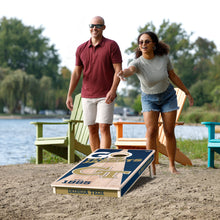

{"left": 135, "top": 31, "right": 170, "bottom": 58}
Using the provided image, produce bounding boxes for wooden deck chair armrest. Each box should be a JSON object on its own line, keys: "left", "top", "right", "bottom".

{"left": 113, "top": 121, "right": 145, "bottom": 139}
{"left": 30, "top": 121, "right": 68, "bottom": 125}
{"left": 31, "top": 121, "right": 68, "bottom": 139}
{"left": 113, "top": 121, "right": 145, "bottom": 125}
{"left": 64, "top": 119, "right": 84, "bottom": 123}
{"left": 201, "top": 122, "right": 220, "bottom": 126}
{"left": 201, "top": 121, "right": 220, "bottom": 139}
{"left": 113, "top": 121, "right": 164, "bottom": 126}
{"left": 113, "top": 121, "right": 165, "bottom": 139}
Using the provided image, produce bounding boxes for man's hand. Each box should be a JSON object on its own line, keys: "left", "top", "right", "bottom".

{"left": 66, "top": 96, "right": 73, "bottom": 111}
{"left": 105, "top": 91, "right": 117, "bottom": 104}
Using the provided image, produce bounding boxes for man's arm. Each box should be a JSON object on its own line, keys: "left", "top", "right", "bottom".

{"left": 66, "top": 66, "right": 83, "bottom": 111}
{"left": 105, "top": 63, "right": 122, "bottom": 104}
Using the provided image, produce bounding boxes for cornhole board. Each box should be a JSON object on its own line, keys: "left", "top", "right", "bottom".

{"left": 51, "top": 149, "right": 155, "bottom": 197}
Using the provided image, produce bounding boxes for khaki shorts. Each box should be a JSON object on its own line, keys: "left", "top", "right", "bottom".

{"left": 82, "top": 97, "right": 115, "bottom": 126}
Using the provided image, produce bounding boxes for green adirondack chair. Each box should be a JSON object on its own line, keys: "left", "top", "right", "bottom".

{"left": 31, "top": 93, "right": 91, "bottom": 164}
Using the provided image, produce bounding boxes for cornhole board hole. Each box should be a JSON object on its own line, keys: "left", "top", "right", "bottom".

{"left": 51, "top": 149, "right": 155, "bottom": 197}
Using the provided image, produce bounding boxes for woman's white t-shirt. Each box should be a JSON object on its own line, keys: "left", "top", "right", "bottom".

{"left": 129, "top": 55, "right": 173, "bottom": 94}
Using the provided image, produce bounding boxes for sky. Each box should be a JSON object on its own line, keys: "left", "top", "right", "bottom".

{"left": 1, "top": 0, "right": 220, "bottom": 72}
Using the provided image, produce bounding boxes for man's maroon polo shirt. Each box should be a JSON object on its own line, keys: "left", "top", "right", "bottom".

{"left": 75, "top": 37, "right": 122, "bottom": 98}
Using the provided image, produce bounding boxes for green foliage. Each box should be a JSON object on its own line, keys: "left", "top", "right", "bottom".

{"left": 193, "top": 37, "right": 217, "bottom": 60}
{"left": 180, "top": 107, "right": 220, "bottom": 123}
{"left": 190, "top": 80, "right": 213, "bottom": 106}
{"left": 0, "top": 17, "right": 83, "bottom": 114}
{"left": 211, "top": 85, "right": 220, "bottom": 110}
{"left": 132, "top": 94, "right": 142, "bottom": 113}
{"left": 115, "top": 95, "right": 126, "bottom": 107}
{"left": 0, "top": 69, "right": 38, "bottom": 113}
{"left": 0, "top": 17, "right": 60, "bottom": 84}
{"left": 208, "top": 53, "right": 220, "bottom": 82}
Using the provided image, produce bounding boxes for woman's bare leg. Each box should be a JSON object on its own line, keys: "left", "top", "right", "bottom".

{"left": 161, "top": 110, "right": 179, "bottom": 174}
{"left": 143, "top": 111, "right": 160, "bottom": 175}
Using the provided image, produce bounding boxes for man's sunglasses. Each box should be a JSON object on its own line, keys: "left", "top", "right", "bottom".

{"left": 89, "top": 24, "right": 104, "bottom": 29}
{"left": 138, "top": 40, "right": 152, "bottom": 45}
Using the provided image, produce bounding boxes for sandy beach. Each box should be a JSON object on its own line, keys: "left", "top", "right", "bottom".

{"left": 0, "top": 158, "right": 219, "bottom": 220}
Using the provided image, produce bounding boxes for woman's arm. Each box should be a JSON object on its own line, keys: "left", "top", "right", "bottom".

{"left": 117, "top": 66, "right": 136, "bottom": 81}
{"left": 168, "top": 69, "right": 194, "bottom": 106}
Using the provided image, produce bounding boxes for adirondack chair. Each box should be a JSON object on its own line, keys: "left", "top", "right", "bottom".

{"left": 31, "top": 93, "right": 91, "bottom": 164}
{"left": 201, "top": 122, "right": 220, "bottom": 168}
{"left": 113, "top": 88, "right": 192, "bottom": 166}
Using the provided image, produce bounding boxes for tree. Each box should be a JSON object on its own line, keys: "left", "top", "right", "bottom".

{"left": 190, "top": 80, "right": 213, "bottom": 106}
{"left": 207, "top": 53, "right": 220, "bottom": 83}
{"left": 0, "top": 69, "right": 38, "bottom": 113}
{"left": 132, "top": 94, "right": 142, "bottom": 114}
{"left": 211, "top": 85, "right": 220, "bottom": 110}
{"left": 0, "top": 17, "right": 60, "bottom": 85}
{"left": 192, "top": 37, "right": 217, "bottom": 82}
{"left": 193, "top": 37, "right": 217, "bottom": 61}
{"left": 54, "top": 67, "right": 83, "bottom": 110}
{"left": 38, "top": 76, "right": 55, "bottom": 111}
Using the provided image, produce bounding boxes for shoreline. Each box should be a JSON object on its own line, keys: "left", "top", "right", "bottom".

{"left": 0, "top": 114, "right": 67, "bottom": 119}
{"left": 0, "top": 114, "right": 203, "bottom": 125}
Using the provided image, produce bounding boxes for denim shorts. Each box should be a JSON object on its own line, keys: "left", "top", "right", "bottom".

{"left": 141, "top": 84, "right": 179, "bottom": 113}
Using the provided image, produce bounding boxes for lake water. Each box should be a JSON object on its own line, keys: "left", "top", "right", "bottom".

{"left": 0, "top": 118, "right": 219, "bottom": 166}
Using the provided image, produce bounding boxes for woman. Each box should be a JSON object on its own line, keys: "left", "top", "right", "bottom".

{"left": 118, "top": 31, "right": 194, "bottom": 174}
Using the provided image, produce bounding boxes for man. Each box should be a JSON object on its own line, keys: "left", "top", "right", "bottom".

{"left": 66, "top": 16, "right": 122, "bottom": 152}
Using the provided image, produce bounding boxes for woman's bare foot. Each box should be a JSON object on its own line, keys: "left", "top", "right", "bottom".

{"left": 169, "top": 166, "right": 180, "bottom": 174}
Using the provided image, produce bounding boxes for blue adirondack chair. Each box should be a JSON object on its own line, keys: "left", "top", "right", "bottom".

{"left": 201, "top": 122, "right": 220, "bottom": 168}
{"left": 31, "top": 93, "right": 91, "bottom": 164}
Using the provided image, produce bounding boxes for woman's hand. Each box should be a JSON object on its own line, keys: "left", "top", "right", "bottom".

{"left": 117, "top": 70, "right": 126, "bottom": 81}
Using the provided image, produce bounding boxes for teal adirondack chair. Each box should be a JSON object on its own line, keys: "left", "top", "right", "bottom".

{"left": 201, "top": 122, "right": 220, "bottom": 168}
{"left": 31, "top": 93, "right": 91, "bottom": 164}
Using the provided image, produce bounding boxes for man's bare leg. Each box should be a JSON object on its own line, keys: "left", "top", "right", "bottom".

{"left": 99, "top": 123, "right": 111, "bottom": 149}
{"left": 88, "top": 124, "right": 100, "bottom": 152}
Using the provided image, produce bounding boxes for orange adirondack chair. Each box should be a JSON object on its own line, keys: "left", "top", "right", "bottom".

{"left": 113, "top": 88, "right": 192, "bottom": 166}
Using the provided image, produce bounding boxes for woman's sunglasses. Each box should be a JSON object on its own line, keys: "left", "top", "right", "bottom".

{"left": 138, "top": 40, "right": 152, "bottom": 45}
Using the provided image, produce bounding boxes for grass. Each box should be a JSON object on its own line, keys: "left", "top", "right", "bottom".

{"left": 177, "top": 139, "right": 210, "bottom": 160}
{"left": 29, "top": 139, "right": 220, "bottom": 165}
{"left": 29, "top": 151, "right": 67, "bottom": 164}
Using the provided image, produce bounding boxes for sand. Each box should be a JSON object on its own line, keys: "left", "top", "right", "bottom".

{"left": 0, "top": 158, "right": 219, "bottom": 220}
